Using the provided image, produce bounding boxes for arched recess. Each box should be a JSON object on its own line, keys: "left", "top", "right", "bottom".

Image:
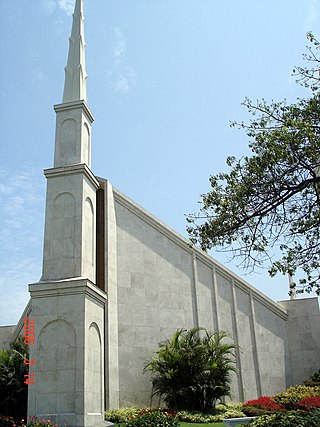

{"left": 87, "top": 322, "right": 102, "bottom": 413}
{"left": 37, "top": 319, "right": 76, "bottom": 412}
{"left": 60, "top": 118, "right": 77, "bottom": 158}
{"left": 83, "top": 123, "right": 90, "bottom": 166}
{"left": 84, "top": 197, "right": 94, "bottom": 266}
{"left": 52, "top": 192, "right": 76, "bottom": 260}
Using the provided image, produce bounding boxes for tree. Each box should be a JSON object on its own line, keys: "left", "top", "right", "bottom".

{"left": 187, "top": 33, "right": 320, "bottom": 295}
{"left": 0, "top": 336, "right": 29, "bottom": 419}
{"left": 144, "top": 328, "right": 237, "bottom": 412}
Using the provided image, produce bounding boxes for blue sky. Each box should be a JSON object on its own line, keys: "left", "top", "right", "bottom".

{"left": 0, "top": 0, "right": 319, "bottom": 325}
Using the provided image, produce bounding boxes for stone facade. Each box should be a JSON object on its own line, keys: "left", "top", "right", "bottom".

{"left": 27, "top": 279, "right": 106, "bottom": 426}
{"left": 279, "top": 298, "right": 320, "bottom": 386}
{"left": 4, "top": 180, "right": 319, "bottom": 412}
{"left": 99, "top": 182, "right": 320, "bottom": 407}
{"left": 0, "top": 326, "right": 16, "bottom": 350}
{"left": 1, "top": 0, "right": 319, "bottom": 423}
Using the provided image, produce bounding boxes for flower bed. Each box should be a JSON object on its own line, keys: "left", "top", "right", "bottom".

{"left": 0, "top": 416, "right": 62, "bottom": 427}
{"left": 122, "top": 408, "right": 178, "bottom": 427}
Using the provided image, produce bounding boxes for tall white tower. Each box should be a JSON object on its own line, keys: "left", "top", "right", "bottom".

{"left": 42, "top": 0, "right": 96, "bottom": 282}
{"left": 28, "top": 1, "right": 107, "bottom": 425}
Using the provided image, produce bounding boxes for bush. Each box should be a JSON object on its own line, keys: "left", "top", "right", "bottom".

{"left": 273, "top": 385, "right": 320, "bottom": 409}
{"left": 243, "top": 396, "right": 284, "bottom": 412}
{"left": 0, "top": 416, "right": 16, "bottom": 427}
{"left": 0, "top": 417, "right": 62, "bottom": 427}
{"left": 304, "top": 369, "right": 320, "bottom": 387}
{"left": 248, "top": 409, "right": 320, "bottom": 427}
{"left": 0, "top": 337, "right": 29, "bottom": 419}
{"left": 296, "top": 395, "right": 320, "bottom": 410}
{"left": 105, "top": 407, "right": 140, "bottom": 423}
{"left": 122, "top": 408, "right": 178, "bottom": 427}
{"left": 176, "top": 410, "right": 218, "bottom": 423}
{"left": 176, "top": 405, "right": 246, "bottom": 423}
{"left": 242, "top": 395, "right": 284, "bottom": 415}
{"left": 144, "top": 328, "right": 238, "bottom": 411}
{"left": 311, "top": 369, "right": 320, "bottom": 383}
{"left": 216, "top": 402, "right": 244, "bottom": 411}
{"left": 105, "top": 407, "right": 247, "bottom": 425}
{"left": 310, "top": 369, "right": 320, "bottom": 385}
{"left": 25, "top": 417, "right": 62, "bottom": 427}
{"left": 242, "top": 406, "right": 270, "bottom": 417}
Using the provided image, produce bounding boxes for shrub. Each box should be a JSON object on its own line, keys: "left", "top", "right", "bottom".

{"left": 0, "top": 337, "right": 29, "bottom": 419}
{"left": 144, "top": 328, "right": 238, "bottom": 411}
{"left": 0, "top": 416, "right": 16, "bottom": 427}
{"left": 311, "top": 369, "right": 320, "bottom": 383}
{"left": 243, "top": 396, "right": 284, "bottom": 411}
{"left": 105, "top": 407, "right": 140, "bottom": 423}
{"left": 177, "top": 411, "right": 209, "bottom": 423}
{"left": 176, "top": 411, "right": 218, "bottom": 423}
{"left": 0, "top": 417, "right": 62, "bottom": 427}
{"left": 304, "top": 369, "right": 320, "bottom": 387}
{"left": 216, "top": 409, "right": 246, "bottom": 421}
{"left": 242, "top": 406, "right": 269, "bottom": 417}
{"left": 248, "top": 409, "right": 320, "bottom": 427}
{"left": 24, "top": 417, "right": 62, "bottom": 427}
{"left": 123, "top": 408, "right": 178, "bottom": 427}
{"left": 176, "top": 408, "right": 246, "bottom": 423}
{"left": 296, "top": 395, "right": 320, "bottom": 410}
{"left": 216, "top": 402, "right": 244, "bottom": 411}
{"left": 273, "top": 385, "right": 320, "bottom": 409}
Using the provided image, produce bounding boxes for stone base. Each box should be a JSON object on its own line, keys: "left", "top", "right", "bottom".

{"left": 27, "top": 278, "right": 107, "bottom": 427}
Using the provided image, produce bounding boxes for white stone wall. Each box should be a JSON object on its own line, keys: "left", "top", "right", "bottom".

{"left": 41, "top": 164, "right": 99, "bottom": 283}
{"left": 53, "top": 101, "right": 93, "bottom": 169}
{"left": 279, "top": 298, "right": 320, "bottom": 386}
{"left": 0, "top": 325, "right": 15, "bottom": 350}
{"left": 28, "top": 279, "right": 106, "bottom": 427}
{"left": 111, "top": 189, "right": 292, "bottom": 407}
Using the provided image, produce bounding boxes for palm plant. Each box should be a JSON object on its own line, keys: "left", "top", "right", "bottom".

{"left": 144, "top": 327, "right": 237, "bottom": 412}
{"left": 0, "top": 336, "right": 28, "bottom": 419}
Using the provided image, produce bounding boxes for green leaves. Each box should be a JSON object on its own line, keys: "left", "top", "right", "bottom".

{"left": 0, "top": 336, "right": 29, "bottom": 419}
{"left": 187, "top": 34, "right": 320, "bottom": 295}
{"left": 144, "top": 328, "right": 237, "bottom": 412}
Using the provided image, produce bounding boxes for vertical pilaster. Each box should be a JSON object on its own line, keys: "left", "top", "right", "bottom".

{"left": 104, "top": 180, "right": 119, "bottom": 409}
{"left": 249, "top": 293, "right": 262, "bottom": 397}
{"left": 211, "top": 266, "right": 220, "bottom": 331}
{"left": 191, "top": 253, "right": 200, "bottom": 328}
{"left": 230, "top": 279, "right": 245, "bottom": 402}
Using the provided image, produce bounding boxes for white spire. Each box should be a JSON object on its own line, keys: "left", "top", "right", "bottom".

{"left": 62, "top": 0, "right": 87, "bottom": 103}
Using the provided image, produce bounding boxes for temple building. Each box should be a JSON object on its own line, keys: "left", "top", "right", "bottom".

{"left": 0, "top": 1, "right": 319, "bottom": 426}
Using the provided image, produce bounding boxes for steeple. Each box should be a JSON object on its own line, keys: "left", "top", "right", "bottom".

{"left": 52, "top": 0, "right": 93, "bottom": 169}
{"left": 41, "top": 0, "right": 97, "bottom": 285}
{"left": 28, "top": 1, "right": 106, "bottom": 424}
{"left": 63, "top": 0, "right": 87, "bottom": 103}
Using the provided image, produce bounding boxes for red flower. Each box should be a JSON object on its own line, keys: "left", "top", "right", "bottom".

{"left": 244, "top": 395, "right": 285, "bottom": 411}
{"left": 296, "top": 395, "right": 320, "bottom": 409}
